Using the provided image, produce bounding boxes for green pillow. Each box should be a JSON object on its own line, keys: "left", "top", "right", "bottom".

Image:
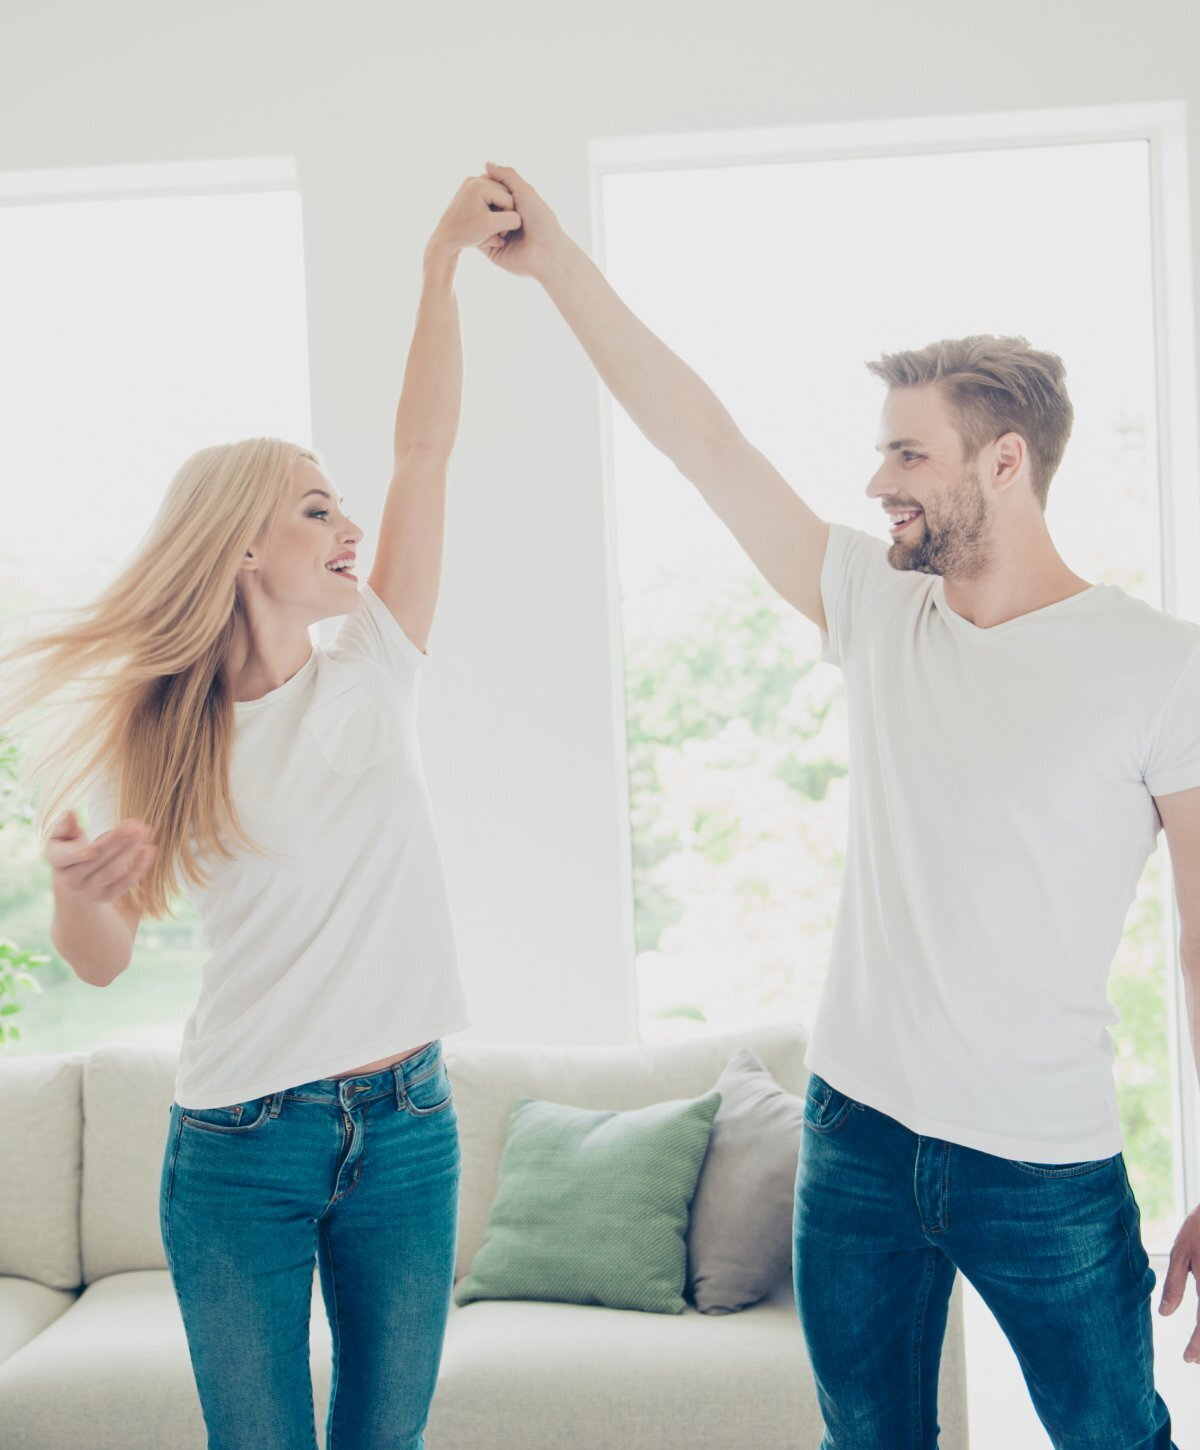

{"left": 454, "top": 1090, "right": 722, "bottom": 1315}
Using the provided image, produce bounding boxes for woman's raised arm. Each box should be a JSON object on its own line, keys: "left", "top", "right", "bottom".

{"left": 367, "top": 175, "right": 521, "bottom": 652}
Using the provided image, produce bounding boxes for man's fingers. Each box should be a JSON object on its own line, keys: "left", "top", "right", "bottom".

{"left": 478, "top": 177, "right": 515, "bottom": 210}
{"left": 486, "top": 161, "right": 522, "bottom": 189}
{"left": 1186, "top": 1313, "right": 1200, "bottom": 1365}
{"left": 1159, "top": 1246, "right": 1189, "bottom": 1314}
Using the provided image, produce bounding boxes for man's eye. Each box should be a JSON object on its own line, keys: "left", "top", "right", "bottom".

{"left": 902, "top": 451, "right": 922, "bottom": 463}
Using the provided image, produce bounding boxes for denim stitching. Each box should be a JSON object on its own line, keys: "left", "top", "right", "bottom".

{"left": 323, "top": 1224, "right": 343, "bottom": 1450}
{"left": 160, "top": 1108, "right": 184, "bottom": 1268}
{"left": 1115, "top": 1160, "right": 1158, "bottom": 1436}
{"left": 910, "top": 1249, "right": 938, "bottom": 1448}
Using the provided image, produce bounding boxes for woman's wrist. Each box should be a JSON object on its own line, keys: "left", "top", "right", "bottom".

{"left": 422, "top": 233, "right": 461, "bottom": 282}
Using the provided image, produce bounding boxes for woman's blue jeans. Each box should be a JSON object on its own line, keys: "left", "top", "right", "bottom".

{"left": 794, "top": 1071, "right": 1176, "bottom": 1449}
{"left": 159, "top": 1039, "right": 460, "bottom": 1450}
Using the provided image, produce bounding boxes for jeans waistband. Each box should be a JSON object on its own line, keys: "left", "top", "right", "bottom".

{"left": 270, "top": 1039, "right": 444, "bottom": 1110}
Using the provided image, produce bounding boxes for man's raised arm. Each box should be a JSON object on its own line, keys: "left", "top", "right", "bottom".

{"left": 482, "top": 162, "right": 830, "bottom": 633}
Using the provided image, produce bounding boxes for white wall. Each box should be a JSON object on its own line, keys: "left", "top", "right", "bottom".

{"left": 4, "top": 0, "right": 1198, "bottom": 1046}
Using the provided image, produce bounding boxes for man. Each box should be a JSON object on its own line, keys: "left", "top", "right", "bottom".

{"left": 479, "top": 161, "right": 1200, "bottom": 1447}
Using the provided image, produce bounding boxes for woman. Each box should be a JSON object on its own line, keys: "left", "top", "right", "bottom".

{"left": 1, "top": 173, "right": 521, "bottom": 1450}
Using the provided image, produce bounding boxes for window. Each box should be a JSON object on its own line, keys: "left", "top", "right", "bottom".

{"left": 0, "top": 157, "right": 312, "bottom": 1055}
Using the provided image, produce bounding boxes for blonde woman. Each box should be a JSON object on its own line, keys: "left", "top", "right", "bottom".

{"left": 0, "top": 174, "right": 521, "bottom": 1450}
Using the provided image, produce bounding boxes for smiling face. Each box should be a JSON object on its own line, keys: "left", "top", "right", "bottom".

{"left": 866, "top": 384, "right": 993, "bottom": 580}
{"left": 241, "top": 456, "right": 366, "bottom": 619}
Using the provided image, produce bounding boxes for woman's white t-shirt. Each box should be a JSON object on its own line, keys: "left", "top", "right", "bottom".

{"left": 87, "top": 582, "right": 470, "bottom": 1109}
{"left": 806, "top": 522, "right": 1200, "bottom": 1163}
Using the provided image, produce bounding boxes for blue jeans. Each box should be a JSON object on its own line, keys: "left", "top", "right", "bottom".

{"left": 159, "top": 1040, "right": 460, "bottom": 1450}
{"left": 793, "top": 1071, "right": 1175, "bottom": 1449}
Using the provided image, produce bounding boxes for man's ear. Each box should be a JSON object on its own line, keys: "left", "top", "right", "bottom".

{"left": 992, "top": 431, "right": 1026, "bottom": 491}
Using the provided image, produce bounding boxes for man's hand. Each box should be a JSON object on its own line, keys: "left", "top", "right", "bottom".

{"left": 477, "top": 162, "right": 569, "bottom": 279}
{"left": 1159, "top": 1200, "right": 1200, "bottom": 1363}
{"left": 425, "top": 175, "right": 522, "bottom": 267}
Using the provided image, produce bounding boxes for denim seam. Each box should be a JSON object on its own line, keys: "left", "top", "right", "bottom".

{"left": 1116, "top": 1168, "right": 1157, "bottom": 1436}
{"left": 160, "top": 1109, "right": 184, "bottom": 1267}
{"left": 324, "top": 1224, "right": 344, "bottom": 1450}
{"left": 911, "top": 1249, "right": 938, "bottom": 1448}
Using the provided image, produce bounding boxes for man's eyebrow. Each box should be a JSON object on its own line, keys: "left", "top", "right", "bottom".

{"left": 301, "top": 487, "right": 345, "bottom": 504}
{"left": 875, "top": 438, "right": 925, "bottom": 454}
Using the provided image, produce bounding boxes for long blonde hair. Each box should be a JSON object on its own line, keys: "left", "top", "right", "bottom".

{"left": 0, "top": 436, "right": 320, "bottom": 919}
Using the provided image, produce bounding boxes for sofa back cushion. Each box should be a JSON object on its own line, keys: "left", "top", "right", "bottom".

{"left": 444, "top": 1022, "right": 808, "bottom": 1282}
{"left": 80, "top": 1043, "right": 176, "bottom": 1282}
{"left": 0, "top": 1051, "right": 86, "bottom": 1289}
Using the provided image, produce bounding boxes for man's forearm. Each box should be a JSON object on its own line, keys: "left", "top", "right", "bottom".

{"left": 538, "top": 236, "right": 741, "bottom": 479}
{"left": 392, "top": 248, "right": 463, "bottom": 464}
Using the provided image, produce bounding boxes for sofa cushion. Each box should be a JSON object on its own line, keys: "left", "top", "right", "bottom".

{"left": 80, "top": 1044, "right": 177, "bottom": 1282}
{"left": 0, "top": 1277, "right": 78, "bottom": 1370}
{"left": 455, "top": 1090, "right": 722, "bottom": 1314}
{"left": 444, "top": 1022, "right": 808, "bottom": 1282}
{"left": 686, "top": 1047, "right": 806, "bottom": 1314}
{"left": 0, "top": 1052, "right": 85, "bottom": 1289}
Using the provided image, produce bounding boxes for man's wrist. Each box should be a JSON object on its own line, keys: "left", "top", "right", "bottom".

{"left": 535, "top": 232, "right": 588, "bottom": 293}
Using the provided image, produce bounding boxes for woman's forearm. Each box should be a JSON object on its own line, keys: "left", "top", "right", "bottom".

{"left": 392, "top": 247, "right": 463, "bottom": 464}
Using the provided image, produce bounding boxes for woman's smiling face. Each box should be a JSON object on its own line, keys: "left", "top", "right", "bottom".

{"left": 243, "top": 456, "right": 366, "bottom": 621}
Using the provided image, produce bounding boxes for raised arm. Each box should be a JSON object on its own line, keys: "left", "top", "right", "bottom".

{"left": 482, "top": 162, "right": 829, "bottom": 633}
{"left": 368, "top": 176, "right": 523, "bottom": 652}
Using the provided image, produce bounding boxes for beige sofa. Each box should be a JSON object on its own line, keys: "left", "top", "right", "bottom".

{"left": 0, "top": 1022, "right": 969, "bottom": 1447}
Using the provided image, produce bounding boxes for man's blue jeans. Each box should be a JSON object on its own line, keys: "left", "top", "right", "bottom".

{"left": 159, "top": 1039, "right": 460, "bottom": 1450}
{"left": 794, "top": 1070, "right": 1176, "bottom": 1449}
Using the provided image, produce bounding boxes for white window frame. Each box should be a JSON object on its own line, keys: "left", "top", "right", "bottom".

{"left": 589, "top": 101, "right": 1200, "bottom": 1222}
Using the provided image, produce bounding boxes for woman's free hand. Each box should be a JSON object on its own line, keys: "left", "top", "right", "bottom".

{"left": 425, "top": 175, "right": 523, "bottom": 267}
{"left": 45, "top": 810, "right": 156, "bottom": 906}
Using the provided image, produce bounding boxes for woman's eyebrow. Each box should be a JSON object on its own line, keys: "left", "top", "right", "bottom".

{"left": 301, "top": 487, "right": 345, "bottom": 504}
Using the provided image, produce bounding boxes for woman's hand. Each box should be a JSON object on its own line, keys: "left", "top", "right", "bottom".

{"left": 477, "top": 162, "right": 569, "bottom": 280}
{"left": 46, "top": 810, "right": 156, "bottom": 906}
{"left": 425, "top": 175, "right": 523, "bottom": 266}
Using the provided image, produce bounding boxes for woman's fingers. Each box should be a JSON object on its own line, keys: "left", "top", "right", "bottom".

{"left": 94, "top": 844, "right": 156, "bottom": 901}
{"left": 51, "top": 820, "right": 152, "bottom": 890}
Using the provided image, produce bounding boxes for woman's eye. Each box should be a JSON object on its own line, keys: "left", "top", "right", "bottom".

{"left": 309, "top": 509, "right": 330, "bottom": 520}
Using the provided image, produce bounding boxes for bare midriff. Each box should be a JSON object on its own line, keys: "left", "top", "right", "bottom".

{"left": 327, "top": 1040, "right": 433, "bottom": 1080}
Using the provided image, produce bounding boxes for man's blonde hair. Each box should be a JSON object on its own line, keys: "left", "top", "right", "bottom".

{"left": 866, "top": 334, "right": 1074, "bottom": 508}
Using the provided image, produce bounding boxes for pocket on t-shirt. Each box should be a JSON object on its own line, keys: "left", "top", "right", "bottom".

{"left": 303, "top": 683, "right": 401, "bottom": 777}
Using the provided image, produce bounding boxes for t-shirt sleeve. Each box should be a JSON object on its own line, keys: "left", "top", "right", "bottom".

{"left": 84, "top": 771, "right": 119, "bottom": 840}
{"left": 328, "top": 580, "right": 428, "bottom": 685}
{"left": 1142, "top": 640, "right": 1200, "bottom": 797}
{"left": 818, "top": 521, "right": 897, "bottom": 668}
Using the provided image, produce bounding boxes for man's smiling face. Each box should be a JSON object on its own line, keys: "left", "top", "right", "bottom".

{"left": 865, "top": 383, "right": 994, "bottom": 581}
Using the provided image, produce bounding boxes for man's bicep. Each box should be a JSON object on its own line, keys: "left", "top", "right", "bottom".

{"left": 689, "top": 432, "right": 831, "bottom": 632}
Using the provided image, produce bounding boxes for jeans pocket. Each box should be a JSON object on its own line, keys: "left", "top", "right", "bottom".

{"left": 180, "top": 1094, "right": 274, "bottom": 1135}
{"left": 403, "top": 1055, "right": 454, "bottom": 1117}
{"left": 803, "top": 1071, "right": 860, "bottom": 1135}
{"left": 1011, "top": 1153, "right": 1119, "bottom": 1179}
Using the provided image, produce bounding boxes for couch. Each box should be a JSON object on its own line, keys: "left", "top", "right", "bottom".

{"left": 0, "top": 1022, "right": 970, "bottom": 1447}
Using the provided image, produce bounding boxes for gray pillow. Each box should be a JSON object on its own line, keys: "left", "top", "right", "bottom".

{"left": 686, "top": 1047, "right": 805, "bottom": 1314}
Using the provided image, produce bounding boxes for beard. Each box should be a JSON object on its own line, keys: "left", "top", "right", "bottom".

{"left": 888, "top": 463, "right": 992, "bottom": 579}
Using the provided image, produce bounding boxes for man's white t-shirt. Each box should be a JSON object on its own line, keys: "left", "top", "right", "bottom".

{"left": 87, "top": 582, "right": 470, "bottom": 1110}
{"left": 806, "top": 522, "right": 1200, "bottom": 1162}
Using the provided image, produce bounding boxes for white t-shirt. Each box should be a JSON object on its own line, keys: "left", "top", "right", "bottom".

{"left": 87, "top": 582, "right": 470, "bottom": 1109}
{"left": 805, "top": 522, "right": 1200, "bottom": 1162}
